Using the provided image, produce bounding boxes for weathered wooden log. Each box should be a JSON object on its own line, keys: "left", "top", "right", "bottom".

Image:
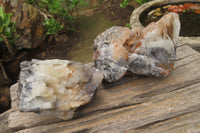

{"left": 1, "top": 45, "right": 200, "bottom": 133}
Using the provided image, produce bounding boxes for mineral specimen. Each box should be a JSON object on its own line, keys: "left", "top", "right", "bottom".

{"left": 93, "top": 27, "right": 130, "bottom": 82}
{"left": 93, "top": 13, "right": 180, "bottom": 82}
{"left": 19, "top": 59, "right": 103, "bottom": 120}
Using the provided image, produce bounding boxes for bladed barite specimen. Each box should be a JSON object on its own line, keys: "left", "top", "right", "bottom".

{"left": 94, "top": 13, "right": 180, "bottom": 82}
{"left": 19, "top": 59, "right": 103, "bottom": 120}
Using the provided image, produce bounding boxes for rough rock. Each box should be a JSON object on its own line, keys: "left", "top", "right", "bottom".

{"left": 93, "top": 27, "right": 131, "bottom": 82}
{"left": 0, "top": 0, "right": 46, "bottom": 49}
{"left": 18, "top": 59, "right": 103, "bottom": 120}
{"left": 93, "top": 13, "right": 180, "bottom": 82}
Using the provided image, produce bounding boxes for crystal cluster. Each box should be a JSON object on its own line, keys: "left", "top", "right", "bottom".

{"left": 93, "top": 13, "right": 180, "bottom": 82}
{"left": 19, "top": 59, "right": 103, "bottom": 120}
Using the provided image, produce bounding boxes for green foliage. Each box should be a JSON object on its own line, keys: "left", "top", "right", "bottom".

{"left": 120, "top": 0, "right": 129, "bottom": 8}
{"left": 125, "top": 23, "right": 131, "bottom": 29}
{"left": 43, "top": 18, "right": 63, "bottom": 35}
{"left": 0, "top": 7, "right": 18, "bottom": 43}
{"left": 0, "top": 7, "right": 19, "bottom": 58}
{"left": 136, "top": 0, "right": 152, "bottom": 5}
{"left": 26, "top": 0, "right": 88, "bottom": 35}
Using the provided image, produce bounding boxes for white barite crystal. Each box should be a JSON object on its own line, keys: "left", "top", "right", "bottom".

{"left": 94, "top": 13, "right": 180, "bottom": 82}
{"left": 19, "top": 59, "right": 103, "bottom": 120}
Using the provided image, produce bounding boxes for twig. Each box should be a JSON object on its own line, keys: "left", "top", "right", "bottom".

{"left": 1, "top": 35, "right": 14, "bottom": 56}
{"left": 0, "top": 61, "right": 8, "bottom": 80}
{"left": 36, "top": 8, "right": 49, "bottom": 19}
{"left": 31, "top": 5, "right": 53, "bottom": 19}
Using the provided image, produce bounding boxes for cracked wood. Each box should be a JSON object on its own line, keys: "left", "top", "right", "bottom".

{"left": 1, "top": 45, "right": 200, "bottom": 133}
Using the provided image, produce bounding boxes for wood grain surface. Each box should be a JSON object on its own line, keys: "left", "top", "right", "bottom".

{"left": 1, "top": 44, "right": 200, "bottom": 133}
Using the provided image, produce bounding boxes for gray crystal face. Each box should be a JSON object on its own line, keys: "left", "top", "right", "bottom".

{"left": 93, "top": 13, "right": 180, "bottom": 82}
{"left": 19, "top": 59, "right": 103, "bottom": 120}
